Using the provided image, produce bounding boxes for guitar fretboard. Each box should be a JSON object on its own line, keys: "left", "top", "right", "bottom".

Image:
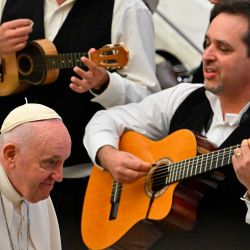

{"left": 162, "top": 144, "right": 239, "bottom": 185}
{"left": 46, "top": 53, "right": 88, "bottom": 69}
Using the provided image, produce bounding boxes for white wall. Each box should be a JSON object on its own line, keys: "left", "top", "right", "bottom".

{"left": 153, "top": 0, "right": 213, "bottom": 70}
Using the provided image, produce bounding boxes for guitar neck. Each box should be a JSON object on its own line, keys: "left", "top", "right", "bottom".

{"left": 46, "top": 52, "right": 89, "bottom": 69}
{"left": 164, "top": 144, "right": 239, "bottom": 185}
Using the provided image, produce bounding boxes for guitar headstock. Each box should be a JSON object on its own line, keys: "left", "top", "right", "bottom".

{"left": 89, "top": 44, "right": 129, "bottom": 70}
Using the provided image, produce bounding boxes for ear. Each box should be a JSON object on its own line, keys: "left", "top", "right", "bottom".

{"left": 3, "top": 144, "right": 16, "bottom": 169}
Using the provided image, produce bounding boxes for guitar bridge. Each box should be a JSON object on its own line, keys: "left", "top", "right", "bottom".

{"left": 109, "top": 181, "right": 122, "bottom": 220}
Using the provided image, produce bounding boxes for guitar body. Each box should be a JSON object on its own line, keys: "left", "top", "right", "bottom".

{"left": 0, "top": 53, "right": 19, "bottom": 96}
{"left": 81, "top": 129, "right": 199, "bottom": 250}
{"left": 1, "top": 40, "right": 58, "bottom": 96}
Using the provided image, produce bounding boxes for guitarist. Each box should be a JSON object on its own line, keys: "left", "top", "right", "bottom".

{"left": 0, "top": 0, "right": 160, "bottom": 248}
{"left": 84, "top": 1, "right": 250, "bottom": 249}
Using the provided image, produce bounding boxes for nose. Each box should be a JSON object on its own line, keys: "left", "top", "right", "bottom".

{"left": 202, "top": 45, "right": 216, "bottom": 62}
{"left": 51, "top": 165, "right": 63, "bottom": 182}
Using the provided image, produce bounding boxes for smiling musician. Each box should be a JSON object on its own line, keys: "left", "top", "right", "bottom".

{"left": 84, "top": 1, "right": 250, "bottom": 249}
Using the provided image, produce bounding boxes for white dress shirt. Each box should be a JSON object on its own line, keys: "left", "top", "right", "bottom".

{"left": 84, "top": 83, "right": 249, "bottom": 161}
{"left": 84, "top": 83, "right": 250, "bottom": 224}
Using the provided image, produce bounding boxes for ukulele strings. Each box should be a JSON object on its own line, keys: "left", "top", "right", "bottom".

{"left": 23, "top": 52, "right": 89, "bottom": 70}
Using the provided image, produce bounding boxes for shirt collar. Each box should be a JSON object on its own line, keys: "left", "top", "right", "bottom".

{"left": 0, "top": 164, "right": 23, "bottom": 204}
{"left": 205, "top": 90, "right": 250, "bottom": 126}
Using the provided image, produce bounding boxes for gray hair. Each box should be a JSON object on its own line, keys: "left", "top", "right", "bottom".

{"left": 0, "top": 122, "right": 36, "bottom": 149}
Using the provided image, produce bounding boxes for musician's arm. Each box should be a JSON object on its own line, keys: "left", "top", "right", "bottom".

{"left": 84, "top": 83, "right": 202, "bottom": 165}
{"left": 69, "top": 3, "right": 160, "bottom": 106}
{"left": 89, "top": 2, "right": 161, "bottom": 108}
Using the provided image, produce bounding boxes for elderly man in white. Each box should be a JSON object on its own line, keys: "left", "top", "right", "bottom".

{"left": 0, "top": 103, "right": 71, "bottom": 250}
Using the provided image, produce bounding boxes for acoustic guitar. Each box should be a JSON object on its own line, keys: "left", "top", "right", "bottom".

{"left": 0, "top": 39, "right": 129, "bottom": 96}
{"left": 81, "top": 129, "right": 237, "bottom": 250}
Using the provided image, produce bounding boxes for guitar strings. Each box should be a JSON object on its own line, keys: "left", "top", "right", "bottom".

{"left": 21, "top": 53, "right": 89, "bottom": 71}
{"left": 143, "top": 145, "right": 237, "bottom": 189}
{"left": 151, "top": 145, "right": 237, "bottom": 183}
{"left": 109, "top": 144, "right": 238, "bottom": 194}
{"left": 18, "top": 46, "right": 124, "bottom": 71}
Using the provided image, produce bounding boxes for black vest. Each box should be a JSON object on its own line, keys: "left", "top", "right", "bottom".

{"left": 0, "top": 0, "right": 115, "bottom": 166}
{"left": 169, "top": 87, "right": 250, "bottom": 197}
{"left": 166, "top": 87, "right": 250, "bottom": 238}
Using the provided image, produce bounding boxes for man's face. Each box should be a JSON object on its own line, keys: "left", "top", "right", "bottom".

{"left": 9, "top": 120, "right": 71, "bottom": 203}
{"left": 203, "top": 13, "right": 250, "bottom": 96}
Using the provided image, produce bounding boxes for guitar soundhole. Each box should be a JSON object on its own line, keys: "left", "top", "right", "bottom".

{"left": 145, "top": 158, "right": 172, "bottom": 198}
{"left": 151, "top": 164, "right": 168, "bottom": 192}
{"left": 17, "top": 55, "right": 33, "bottom": 76}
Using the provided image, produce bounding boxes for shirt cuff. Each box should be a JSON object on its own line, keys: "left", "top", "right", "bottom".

{"left": 241, "top": 192, "right": 250, "bottom": 224}
{"left": 90, "top": 72, "right": 125, "bottom": 108}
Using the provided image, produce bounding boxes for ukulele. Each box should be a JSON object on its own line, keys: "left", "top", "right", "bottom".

{"left": 0, "top": 39, "right": 129, "bottom": 96}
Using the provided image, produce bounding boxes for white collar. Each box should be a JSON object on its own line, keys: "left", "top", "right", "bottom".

{"left": 0, "top": 164, "right": 23, "bottom": 204}
{"left": 205, "top": 90, "right": 250, "bottom": 126}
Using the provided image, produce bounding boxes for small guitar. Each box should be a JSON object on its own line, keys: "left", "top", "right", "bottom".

{"left": 0, "top": 39, "right": 129, "bottom": 96}
{"left": 81, "top": 129, "right": 238, "bottom": 250}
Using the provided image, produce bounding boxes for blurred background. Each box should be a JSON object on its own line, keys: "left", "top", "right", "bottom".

{"left": 154, "top": 0, "right": 212, "bottom": 71}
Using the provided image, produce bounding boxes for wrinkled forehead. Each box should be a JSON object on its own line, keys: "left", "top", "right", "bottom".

{"left": 30, "top": 120, "right": 71, "bottom": 157}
